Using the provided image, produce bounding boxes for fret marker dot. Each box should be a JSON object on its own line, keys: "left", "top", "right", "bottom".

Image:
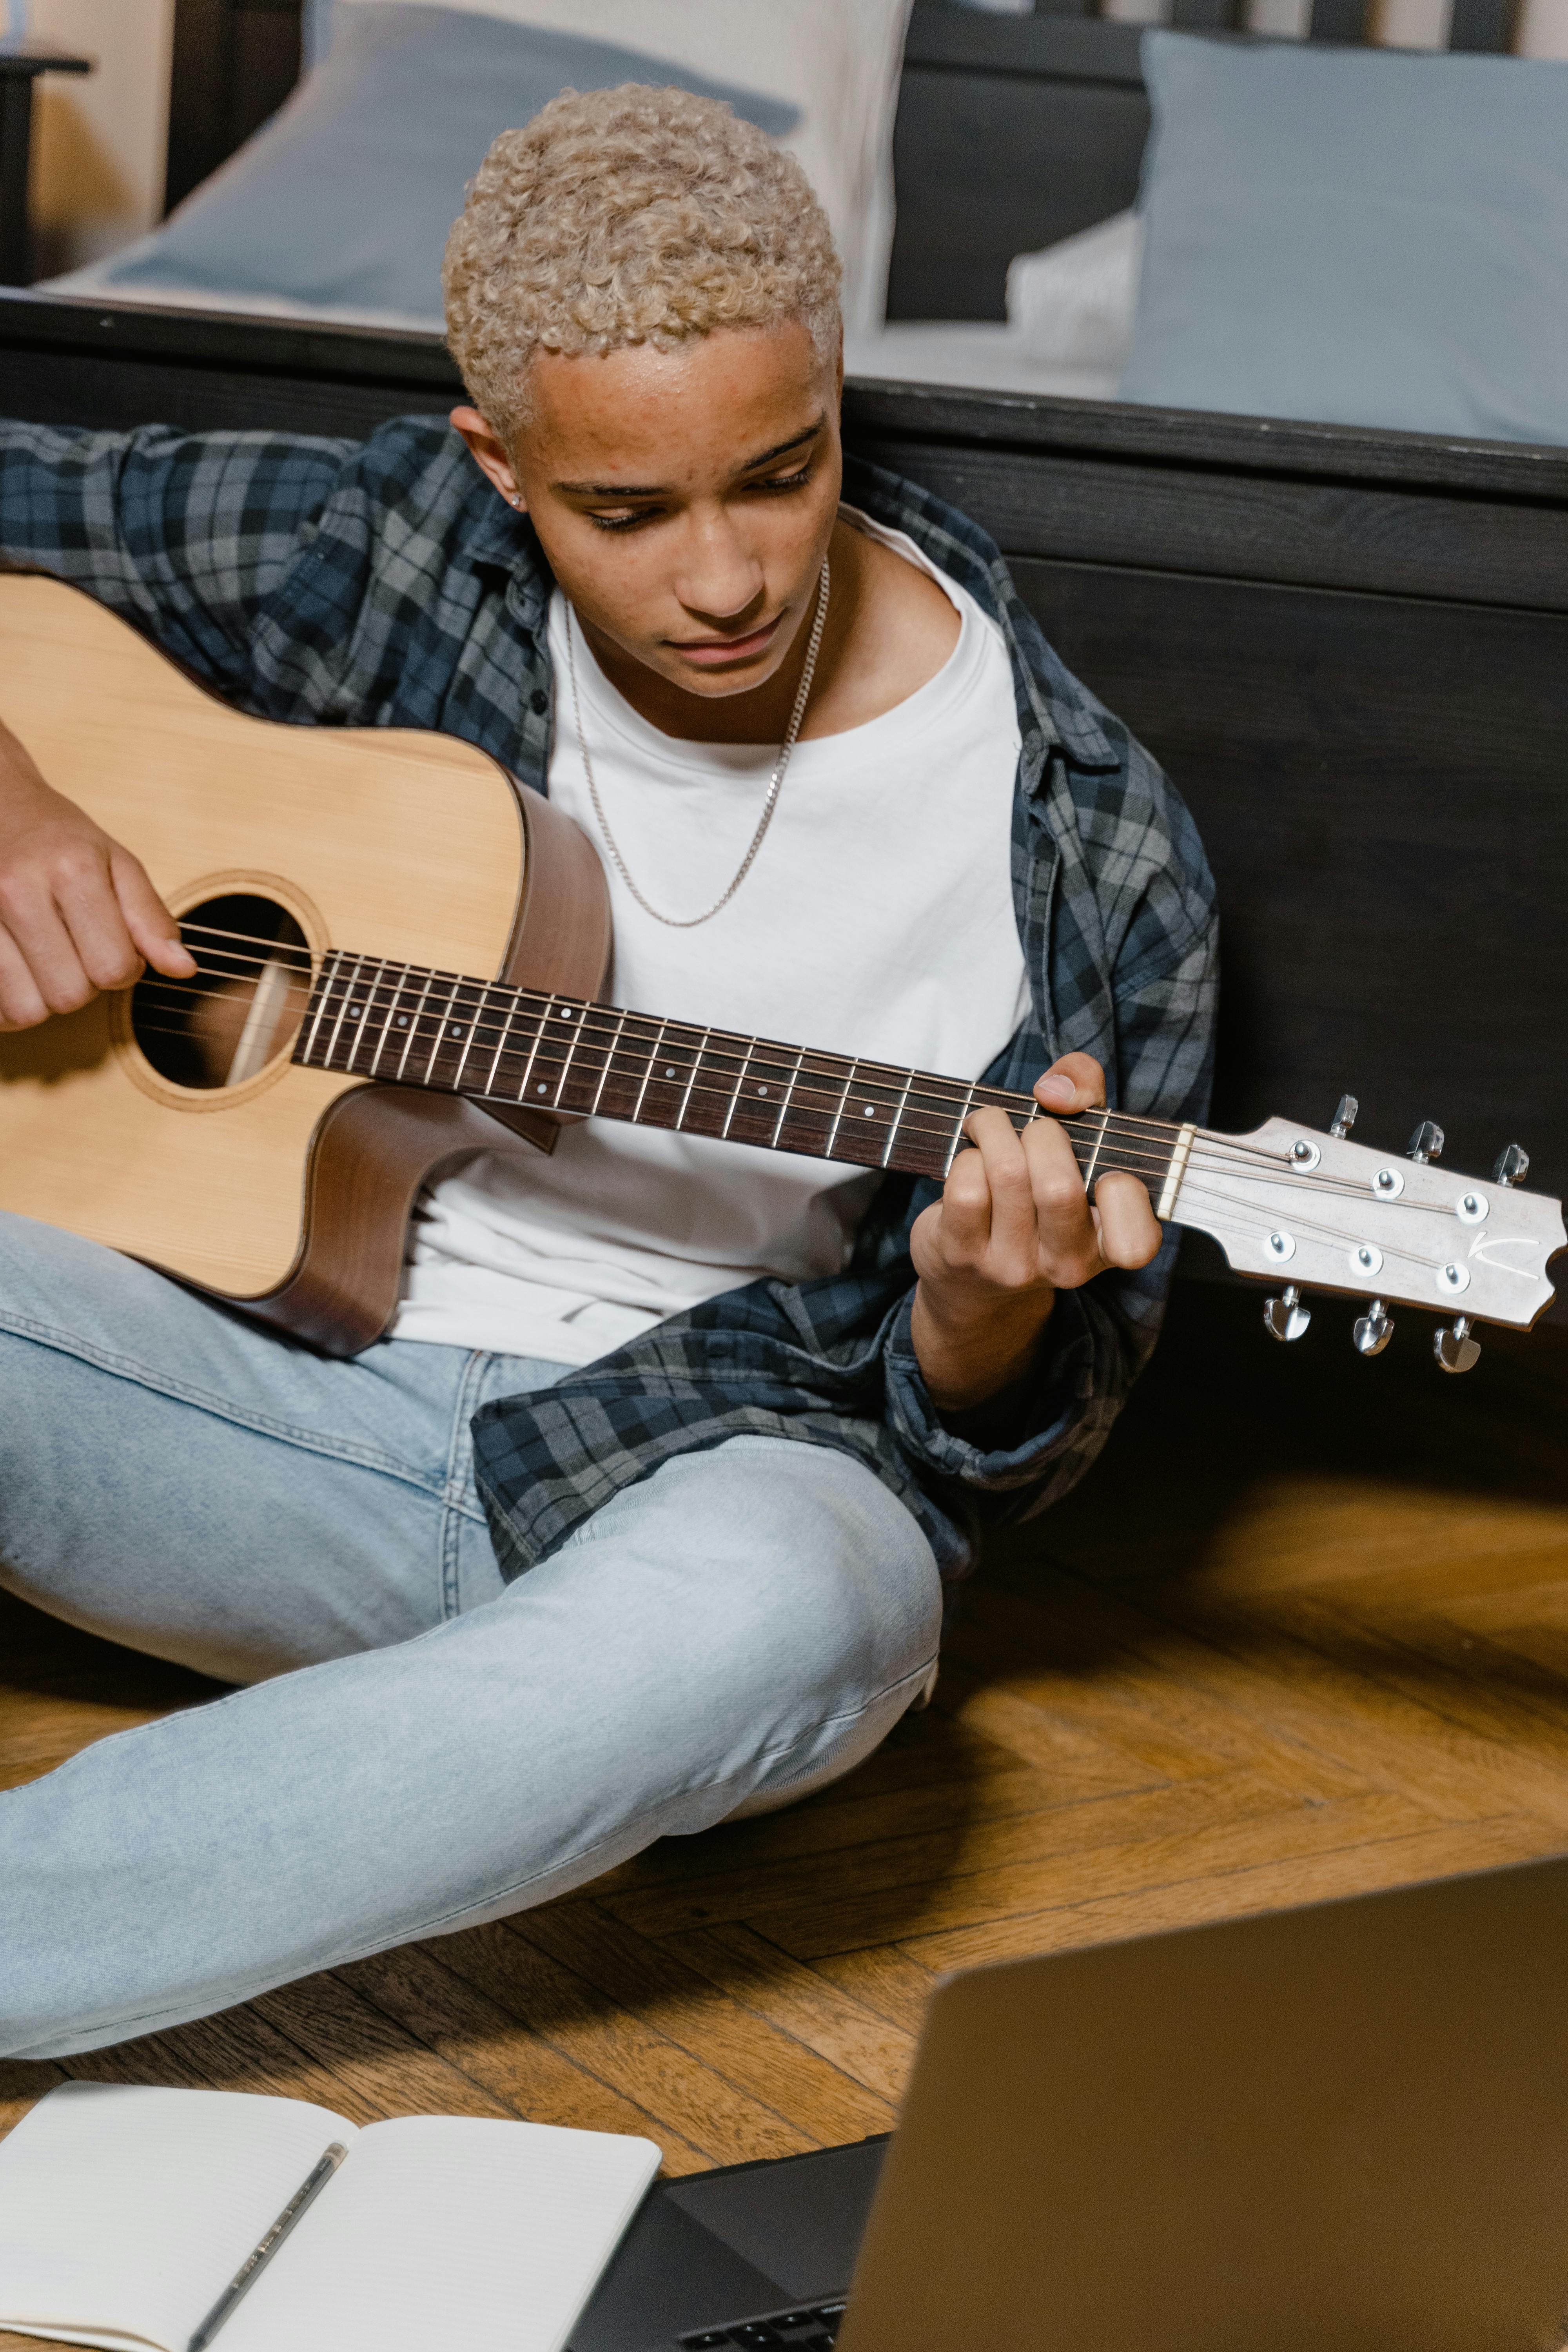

{"left": 396, "top": 1015, "right": 408, "bottom": 1027}
{"left": 863, "top": 1103, "right": 875, "bottom": 1116}
{"left": 665, "top": 1067, "right": 677, "bottom": 1079}
{"left": 536, "top": 1083, "right": 547, "bottom": 1094}
{"left": 449, "top": 1024, "right": 464, "bottom": 1038}
{"left": 758, "top": 1085, "right": 768, "bottom": 1096}
{"left": 348, "top": 1009, "right": 360, "bottom": 1020}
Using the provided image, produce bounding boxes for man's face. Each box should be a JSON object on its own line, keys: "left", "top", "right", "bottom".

{"left": 453, "top": 321, "right": 842, "bottom": 708}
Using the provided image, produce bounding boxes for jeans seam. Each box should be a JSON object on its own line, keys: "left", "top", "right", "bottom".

{"left": 439, "top": 1351, "right": 493, "bottom": 1621}
{"left": 0, "top": 1307, "right": 445, "bottom": 1496}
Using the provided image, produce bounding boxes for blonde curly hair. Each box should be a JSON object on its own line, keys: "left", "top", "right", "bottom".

{"left": 443, "top": 83, "right": 842, "bottom": 443}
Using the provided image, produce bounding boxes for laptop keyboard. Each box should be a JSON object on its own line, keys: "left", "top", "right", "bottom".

{"left": 679, "top": 2301, "right": 846, "bottom": 2348}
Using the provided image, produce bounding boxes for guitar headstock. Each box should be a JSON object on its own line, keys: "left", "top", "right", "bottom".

{"left": 1169, "top": 1101, "right": 1564, "bottom": 1368}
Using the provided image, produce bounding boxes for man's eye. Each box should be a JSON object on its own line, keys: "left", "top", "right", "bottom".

{"left": 753, "top": 465, "right": 813, "bottom": 494}
{"left": 587, "top": 508, "right": 655, "bottom": 533}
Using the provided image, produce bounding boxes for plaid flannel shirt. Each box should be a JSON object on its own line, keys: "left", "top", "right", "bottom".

{"left": 0, "top": 412, "right": 1217, "bottom": 1580}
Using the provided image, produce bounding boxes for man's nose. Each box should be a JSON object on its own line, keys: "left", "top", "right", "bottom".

{"left": 672, "top": 513, "right": 765, "bottom": 624}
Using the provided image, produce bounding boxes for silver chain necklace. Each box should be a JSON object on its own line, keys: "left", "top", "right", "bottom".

{"left": 564, "top": 557, "right": 831, "bottom": 929}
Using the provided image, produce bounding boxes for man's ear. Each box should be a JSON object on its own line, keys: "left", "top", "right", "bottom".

{"left": 450, "top": 407, "right": 525, "bottom": 512}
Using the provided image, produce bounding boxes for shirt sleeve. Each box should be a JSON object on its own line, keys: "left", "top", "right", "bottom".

{"left": 0, "top": 419, "right": 358, "bottom": 701}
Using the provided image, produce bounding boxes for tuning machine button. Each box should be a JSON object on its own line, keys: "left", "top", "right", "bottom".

{"left": 1353, "top": 1299, "right": 1394, "bottom": 1356}
{"left": 1434, "top": 1315, "right": 1481, "bottom": 1375}
{"left": 1263, "top": 1284, "right": 1310, "bottom": 1343}
{"left": 1330, "top": 1095, "right": 1359, "bottom": 1139}
{"left": 1406, "top": 1122, "right": 1445, "bottom": 1165}
{"left": 1493, "top": 1143, "right": 1529, "bottom": 1188}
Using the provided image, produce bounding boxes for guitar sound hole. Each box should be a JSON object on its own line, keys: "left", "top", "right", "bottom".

{"left": 129, "top": 892, "right": 311, "bottom": 1093}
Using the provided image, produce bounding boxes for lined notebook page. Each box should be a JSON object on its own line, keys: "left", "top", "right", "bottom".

{"left": 0, "top": 2083, "right": 358, "bottom": 2352}
{"left": 222, "top": 2114, "right": 661, "bottom": 2352}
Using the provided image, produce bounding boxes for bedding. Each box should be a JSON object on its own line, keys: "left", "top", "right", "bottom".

{"left": 1120, "top": 30, "right": 1568, "bottom": 443}
{"left": 303, "top": 0, "right": 912, "bottom": 336}
{"left": 87, "top": 7, "right": 798, "bottom": 326}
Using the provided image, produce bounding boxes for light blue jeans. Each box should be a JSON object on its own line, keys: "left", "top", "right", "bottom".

{"left": 0, "top": 1214, "right": 942, "bottom": 2061}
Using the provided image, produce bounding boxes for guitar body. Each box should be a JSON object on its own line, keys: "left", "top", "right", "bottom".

{"left": 0, "top": 575, "right": 611, "bottom": 1352}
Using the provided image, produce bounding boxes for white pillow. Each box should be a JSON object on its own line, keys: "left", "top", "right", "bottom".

{"left": 1006, "top": 210, "right": 1144, "bottom": 376}
{"left": 327, "top": 0, "right": 913, "bottom": 333}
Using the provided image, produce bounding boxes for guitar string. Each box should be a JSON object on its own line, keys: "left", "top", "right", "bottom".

{"left": 123, "top": 1000, "right": 1494, "bottom": 1259}
{"left": 139, "top": 994, "right": 1481, "bottom": 1270}
{"left": 151, "top": 945, "right": 1183, "bottom": 1158}
{"left": 120, "top": 1009, "right": 1165, "bottom": 1185}
{"left": 170, "top": 924, "right": 1200, "bottom": 1144}
{"left": 143, "top": 981, "right": 1188, "bottom": 1178}
{"left": 170, "top": 923, "right": 1220, "bottom": 1155}
{"left": 154, "top": 931, "right": 1486, "bottom": 1213}
{"left": 134, "top": 961, "right": 1477, "bottom": 1212}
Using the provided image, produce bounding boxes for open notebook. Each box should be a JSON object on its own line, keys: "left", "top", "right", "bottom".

{"left": 0, "top": 2081, "right": 661, "bottom": 2352}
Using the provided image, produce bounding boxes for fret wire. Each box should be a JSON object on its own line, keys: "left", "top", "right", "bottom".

{"left": 512, "top": 992, "right": 555, "bottom": 1103}
{"left": 355, "top": 958, "right": 394, "bottom": 1072}
{"left": 433, "top": 975, "right": 468, "bottom": 1084}
{"left": 1079, "top": 1107, "right": 1111, "bottom": 1192}
{"left": 398, "top": 965, "right": 439, "bottom": 1083}
{"left": 822, "top": 1056, "right": 857, "bottom": 1162}
{"left": 348, "top": 956, "right": 392, "bottom": 1076}
{"left": 675, "top": 1024, "right": 710, "bottom": 1129}
{"left": 771, "top": 1045, "right": 807, "bottom": 1149}
{"left": 553, "top": 1001, "right": 588, "bottom": 1105}
{"left": 719, "top": 1035, "right": 758, "bottom": 1141}
{"left": 301, "top": 951, "right": 341, "bottom": 1065}
{"left": 629, "top": 1015, "right": 670, "bottom": 1123}
{"left": 370, "top": 960, "right": 412, "bottom": 1080}
{"left": 420, "top": 975, "right": 454, "bottom": 1085}
{"left": 942, "top": 1082, "right": 979, "bottom": 1178}
{"left": 324, "top": 953, "right": 370, "bottom": 1070}
{"left": 586, "top": 1006, "right": 629, "bottom": 1116}
{"left": 448, "top": 973, "right": 487, "bottom": 1093}
{"left": 478, "top": 979, "right": 517, "bottom": 1097}
{"left": 881, "top": 1068, "right": 915, "bottom": 1171}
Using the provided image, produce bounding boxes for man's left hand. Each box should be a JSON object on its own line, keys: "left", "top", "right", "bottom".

{"left": 909, "top": 1053, "right": 1163, "bottom": 1416}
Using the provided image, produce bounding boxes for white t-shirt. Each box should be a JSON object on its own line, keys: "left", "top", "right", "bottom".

{"left": 391, "top": 508, "right": 1029, "bottom": 1364}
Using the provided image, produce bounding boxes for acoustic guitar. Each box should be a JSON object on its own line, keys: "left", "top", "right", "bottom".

{"left": 0, "top": 575, "right": 1561, "bottom": 1369}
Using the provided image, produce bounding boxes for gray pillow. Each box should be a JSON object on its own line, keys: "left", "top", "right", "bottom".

{"left": 106, "top": 3, "right": 799, "bottom": 316}
{"left": 1120, "top": 31, "right": 1568, "bottom": 446}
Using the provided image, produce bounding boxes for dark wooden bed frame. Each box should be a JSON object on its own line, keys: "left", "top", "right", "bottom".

{"left": 1, "top": 0, "right": 1563, "bottom": 1327}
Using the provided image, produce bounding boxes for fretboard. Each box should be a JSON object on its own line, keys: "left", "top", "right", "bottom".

{"left": 293, "top": 951, "right": 1187, "bottom": 1197}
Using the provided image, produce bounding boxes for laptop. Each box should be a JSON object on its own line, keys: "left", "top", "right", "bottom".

{"left": 571, "top": 1849, "right": 1568, "bottom": 2351}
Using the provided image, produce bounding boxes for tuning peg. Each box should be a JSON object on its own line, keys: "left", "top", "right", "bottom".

{"left": 1353, "top": 1299, "right": 1394, "bottom": 1356}
{"left": 1406, "top": 1122, "right": 1444, "bottom": 1164}
{"left": 1263, "top": 1284, "right": 1311, "bottom": 1343}
{"left": 1493, "top": 1143, "right": 1529, "bottom": 1189}
{"left": 1434, "top": 1315, "right": 1481, "bottom": 1375}
{"left": 1330, "top": 1095, "right": 1358, "bottom": 1138}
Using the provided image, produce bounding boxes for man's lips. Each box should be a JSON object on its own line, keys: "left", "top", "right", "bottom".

{"left": 666, "top": 613, "right": 783, "bottom": 668}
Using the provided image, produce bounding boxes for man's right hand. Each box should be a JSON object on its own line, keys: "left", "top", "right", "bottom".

{"left": 0, "top": 718, "right": 195, "bottom": 1032}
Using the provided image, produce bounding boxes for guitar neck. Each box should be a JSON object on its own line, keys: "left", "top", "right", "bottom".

{"left": 294, "top": 951, "right": 1191, "bottom": 1199}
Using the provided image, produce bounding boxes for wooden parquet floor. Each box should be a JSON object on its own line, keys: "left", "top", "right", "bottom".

{"left": 2, "top": 1272, "right": 1566, "bottom": 2333}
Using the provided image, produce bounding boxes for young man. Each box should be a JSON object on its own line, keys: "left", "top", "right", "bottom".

{"left": 0, "top": 88, "right": 1215, "bottom": 2059}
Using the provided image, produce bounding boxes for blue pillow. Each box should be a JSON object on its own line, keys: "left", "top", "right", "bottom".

{"left": 107, "top": 4, "right": 799, "bottom": 317}
{"left": 1120, "top": 31, "right": 1568, "bottom": 445}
